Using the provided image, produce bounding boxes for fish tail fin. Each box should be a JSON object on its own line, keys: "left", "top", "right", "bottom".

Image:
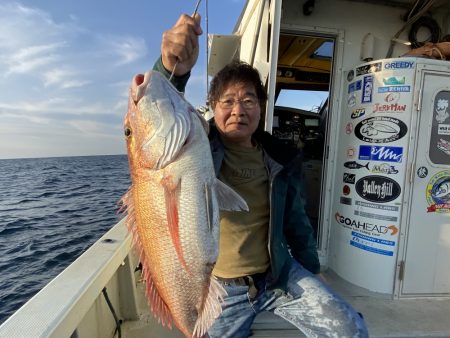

{"left": 214, "top": 179, "right": 249, "bottom": 212}
{"left": 365, "top": 162, "right": 370, "bottom": 170}
{"left": 192, "top": 276, "right": 227, "bottom": 338}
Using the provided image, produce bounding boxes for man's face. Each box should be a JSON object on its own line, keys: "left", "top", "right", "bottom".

{"left": 213, "top": 82, "right": 261, "bottom": 147}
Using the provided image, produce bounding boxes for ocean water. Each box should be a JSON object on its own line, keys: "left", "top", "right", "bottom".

{"left": 0, "top": 155, "right": 130, "bottom": 325}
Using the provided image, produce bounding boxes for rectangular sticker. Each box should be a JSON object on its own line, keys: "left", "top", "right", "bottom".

{"left": 378, "top": 86, "right": 411, "bottom": 93}
{"left": 362, "top": 75, "right": 373, "bottom": 103}
{"left": 354, "top": 210, "right": 398, "bottom": 222}
{"left": 359, "top": 145, "right": 403, "bottom": 163}
{"left": 348, "top": 80, "right": 362, "bottom": 93}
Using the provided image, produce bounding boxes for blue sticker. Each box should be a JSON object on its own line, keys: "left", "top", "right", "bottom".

{"left": 362, "top": 75, "right": 373, "bottom": 103}
{"left": 378, "top": 86, "right": 411, "bottom": 93}
{"left": 359, "top": 145, "right": 403, "bottom": 163}
{"left": 352, "top": 231, "right": 395, "bottom": 246}
{"left": 350, "top": 240, "right": 394, "bottom": 256}
{"left": 348, "top": 80, "right": 362, "bottom": 93}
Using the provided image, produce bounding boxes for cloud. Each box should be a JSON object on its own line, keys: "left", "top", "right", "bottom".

{"left": 43, "top": 68, "right": 91, "bottom": 89}
{"left": 105, "top": 36, "right": 148, "bottom": 66}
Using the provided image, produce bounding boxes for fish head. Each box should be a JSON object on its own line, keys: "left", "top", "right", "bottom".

{"left": 124, "top": 71, "right": 194, "bottom": 171}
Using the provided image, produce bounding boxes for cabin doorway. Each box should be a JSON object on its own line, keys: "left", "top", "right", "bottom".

{"left": 272, "top": 33, "right": 335, "bottom": 247}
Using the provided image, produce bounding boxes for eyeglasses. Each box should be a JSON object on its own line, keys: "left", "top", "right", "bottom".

{"left": 217, "top": 96, "right": 259, "bottom": 110}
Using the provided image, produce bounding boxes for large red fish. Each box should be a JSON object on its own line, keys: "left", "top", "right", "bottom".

{"left": 120, "top": 71, "right": 248, "bottom": 337}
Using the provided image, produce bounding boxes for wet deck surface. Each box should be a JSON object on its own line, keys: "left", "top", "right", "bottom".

{"left": 123, "top": 270, "right": 450, "bottom": 338}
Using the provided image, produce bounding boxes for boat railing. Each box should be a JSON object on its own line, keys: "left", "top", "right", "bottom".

{"left": 0, "top": 218, "right": 139, "bottom": 338}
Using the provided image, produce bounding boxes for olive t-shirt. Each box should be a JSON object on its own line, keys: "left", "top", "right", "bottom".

{"left": 213, "top": 139, "right": 271, "bottom": 278}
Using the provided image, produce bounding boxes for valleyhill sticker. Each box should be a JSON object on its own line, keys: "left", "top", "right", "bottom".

{"left": 355, "top": 116, "right": 407, "bottom": 143}
{"left": 355, "top": 175, "right": 401, "bottom": 203}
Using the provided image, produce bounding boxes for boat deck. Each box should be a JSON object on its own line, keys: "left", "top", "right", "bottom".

{"left": 123, "top": 269, "right": 450, "bottom": 338}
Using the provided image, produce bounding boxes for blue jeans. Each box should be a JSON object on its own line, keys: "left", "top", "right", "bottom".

{"left": 208, "top": 261, "right": 369, "bottom": 338}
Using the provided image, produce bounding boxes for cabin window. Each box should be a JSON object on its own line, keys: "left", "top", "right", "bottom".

{"left": 429, "top": 91, "right": 450, "bottom": 165}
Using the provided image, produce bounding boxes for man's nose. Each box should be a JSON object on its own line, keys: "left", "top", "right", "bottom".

{"left": 231, "top": 101, "right": 245, "bottom": 115}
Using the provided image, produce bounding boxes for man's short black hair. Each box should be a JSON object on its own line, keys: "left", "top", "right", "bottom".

{"left": 208, "top": 60, "right": 267, "bottom": 108}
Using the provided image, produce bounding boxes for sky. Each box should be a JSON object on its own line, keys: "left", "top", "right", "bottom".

{"left": 0, "top": 0, "right": 247, "bottom": 159}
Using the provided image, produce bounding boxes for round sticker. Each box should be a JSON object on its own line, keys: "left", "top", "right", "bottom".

{"left": 426, "top": 170, "right": 450, "bottom": 213}
{"left": 417, "top": 166, "right": 428, "bottom": 178}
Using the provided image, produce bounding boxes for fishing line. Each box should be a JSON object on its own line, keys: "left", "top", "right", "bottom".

{"left": 169, "top": 0, "right": 203, "bottom": 81}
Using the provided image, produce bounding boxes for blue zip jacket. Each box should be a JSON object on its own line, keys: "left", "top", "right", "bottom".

{"left": 153, "top": 58, "right": 320, "bottom": 288}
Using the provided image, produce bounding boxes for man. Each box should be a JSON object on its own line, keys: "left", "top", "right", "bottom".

{"left": 153, "top": 13, "right": 369, "bottom": 338}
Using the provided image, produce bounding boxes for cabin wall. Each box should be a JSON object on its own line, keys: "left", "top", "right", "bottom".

{"left": 281, "top": 0, "right": 450, "bottom": 71}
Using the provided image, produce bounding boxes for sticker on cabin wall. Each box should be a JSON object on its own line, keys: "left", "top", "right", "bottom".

{"left": 348, "top": 93, "right": 356, "bottom": 107}
{"left": 378, "top": 86, "right": 411, "bottom": 93}
{"left": 354, "top": 116, "right": 407, "bottom": 143}
{"left": 355, "top": 175, "right": 401, "bottom": 203}
{"left": 384, "top": 92, "right": 400, "bottom": 104}
{"left": 435, "top": 99, "right": 449, "bottom": 123}
{"left": 346, "top": 147, "right": 356, "bottom": 159}
{"left": 438, "top": 124, "right": 450, "bottom": 135}
{"left": 358, "top": 145, "right": 403, "bottom": 163}
{"left": 356, "top": 62, "right": 382, "bottom": 76}
{"left": 343, "top": 173, "right": 356, "bottom": 184}
{"left": 351, "top": 108, "right": 365, "bottom": 119}
{"left": 384, "top": 60, "right": 414, "bottom": 69}
{"left": 349, "top": 231, "right": 395, "bottom": 256}
{"left": 382, "top": 76, "right": 406, "bottom": 86}
{"left": 373, "top": 103, "right": 407, "bottom": 113}
{"left": 437, "top": 138, "right": 450, "bottom": 155}
{"left": 340, "top": 197, "right": 352, "bottom": 205}
{"left": 344, "top": 161, "right": 369, "bottom": 170}
{"left": 345, "top": 122, "right": 353, "bottom": 134}
{"left": 417, "top": 166, "right": 428, "bottom": 178}
{"left": 348, "top": 80, "right": 362, "bottom": 93}
{"left": 343, "top": 185, "right": 351, "bottom": 195}
{"left": 354, "top": 210, "right": 398, "bottom": 222}
{"left": 335, "top": 212, "right": 398, "bottom": 238}
{"left": 362, "top": 75, "right": 373, "bottom": 103}
{"left": 347, "top": 70, "right": 355, "bottom": 82}
{"left": 426, "top": 170, "right": 450, "bottom": 213}
{"left": 355, "top": 200, "right": 399, "bottom": 212}
{"left": 371, "top": 163, "right": 399, "bottom": 175}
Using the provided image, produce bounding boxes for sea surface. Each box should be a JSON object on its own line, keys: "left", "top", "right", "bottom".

{"left": 0, "top": 155, "right": 131, "bottom": 325}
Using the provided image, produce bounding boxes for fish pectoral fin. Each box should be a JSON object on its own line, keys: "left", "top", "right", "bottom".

{"left": 161, "top": 176, "right": 189, "bottom": 272}
{"left": 214, "top": 179, "right": 249, "bottom": 212}
{"left": 205, "top": 182, "right": 213, "bottom": 232}
{"left": 193, "top": 276, "right": 227, "bottom": 338}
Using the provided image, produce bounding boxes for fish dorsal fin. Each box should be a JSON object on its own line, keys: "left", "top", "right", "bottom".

{"left": 193, "top": 276, "right": 227, "bottom": 338}
{"left": 161, "top": 175, "right": 189, "bottom": 272}
{"left": 214, "top": 179, "right": 249, "bottom": 212}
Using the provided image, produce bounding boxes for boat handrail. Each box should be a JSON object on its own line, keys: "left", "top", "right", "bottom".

{"left": 0, "top": 218, "right": 132, "bottom": 338}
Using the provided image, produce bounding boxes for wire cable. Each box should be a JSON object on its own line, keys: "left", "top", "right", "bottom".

{"left": 408, "top": 16, "right": 441, "bottom": 48}
{"left": 386, "top": 0, "right": 436, "bottom": 57}
{"left": 102, "top": 287, "right": 122, "bottom": 338}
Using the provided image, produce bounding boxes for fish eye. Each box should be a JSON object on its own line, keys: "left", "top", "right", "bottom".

{"left": 124, "top": 127, "right": 132, "bottom": 138}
